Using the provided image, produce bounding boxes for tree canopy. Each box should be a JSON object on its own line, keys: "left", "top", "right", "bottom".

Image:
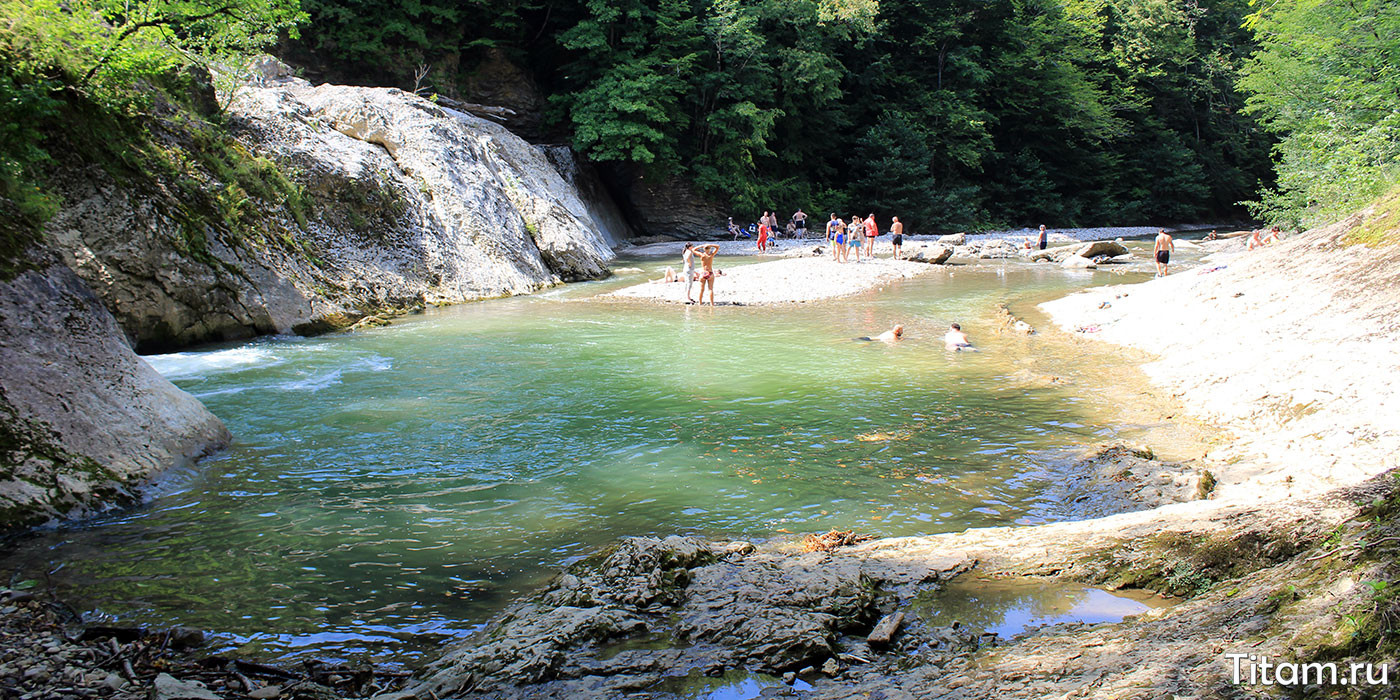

{"left": 292, "top": 0, "right": 1276, "bottom": 231}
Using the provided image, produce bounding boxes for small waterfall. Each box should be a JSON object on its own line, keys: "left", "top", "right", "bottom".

{"left": 540, "top": 145, "right": 633, "bottom": 247}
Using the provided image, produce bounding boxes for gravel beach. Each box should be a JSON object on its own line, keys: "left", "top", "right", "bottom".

{"left": 599, "top": 256, "right": 938, "bottom": 305}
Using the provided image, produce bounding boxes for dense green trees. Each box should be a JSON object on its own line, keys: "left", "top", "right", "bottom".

{"left": 1237, "top": 0, "right": 1400, "bottom": 227}
{"left": 291, "top": 0, "right": 1273, "bottom": 231}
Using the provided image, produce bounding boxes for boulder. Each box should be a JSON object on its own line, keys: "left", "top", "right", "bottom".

{"left": 0, "top": 264, "right": 230, "bottom": 533}
{"left": 978, "top": 240, "right": 1020, "bottom": 259}
{"left": 1074, "top": 240, "right": 1128, "bottom": 259}
{"left": 938, "top": 232, "right": 966, "bottom": 246}
{"left": 1062, "top": 255, "right": 1098, "bottom": 269}
{"left": 1030, "top": 244, "right": 1079, "bottom": 263}
{"left": 908, "top": 244, "right": 953, "bottom": 264}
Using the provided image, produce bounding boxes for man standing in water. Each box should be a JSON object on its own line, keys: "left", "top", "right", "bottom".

{"left": 945, "top": 323, "right": 973, "bottom": 350}
{"left": 696, "top": 243, "right": 721, "bottom": 305}
{"left": 793, "top": 209, "right": 807, "bottom": 237}
{"left": 1153, "top": 228, "right": 1174, "bottom": 277}
{"left": 1037, "top": 224, "right": 1048, "bottom": 251}
{"left": 890, "top": 216, "right": 904, "bottom": 259}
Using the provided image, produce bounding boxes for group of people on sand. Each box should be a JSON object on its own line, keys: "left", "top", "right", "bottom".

{"left": 731, "top": 210, "right": 810, "bottom": 250}
{"left": 823, "top": 213, "right": 906, "bottom": 262}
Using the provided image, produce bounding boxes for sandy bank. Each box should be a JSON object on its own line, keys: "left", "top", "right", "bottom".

{"left": 1040, "top": 218, "right": 1400, "bottom": 505}
{"left": 599, "top": 256, "right": 938, "bottom": 305}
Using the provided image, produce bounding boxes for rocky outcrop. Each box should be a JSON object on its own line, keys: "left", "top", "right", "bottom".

{"left": 0, "top": 262, "right": 229, "bottom": 531}
{"left": 396, "top": 536, "right": 971, "bottom": 699}
{"left": 602, "top": 164, "right": 728, "bottom": 239}
{"left": 45, "top": 75, "right": 617, "bottom": 352}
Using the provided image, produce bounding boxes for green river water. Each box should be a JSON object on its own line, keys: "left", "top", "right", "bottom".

{"left": 0, "top": 238, "right": 1212, "bottom": 666}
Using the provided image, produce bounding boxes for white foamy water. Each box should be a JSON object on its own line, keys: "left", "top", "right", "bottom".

{"left": 144, "top": 346, "right": 282, "bottom": 380}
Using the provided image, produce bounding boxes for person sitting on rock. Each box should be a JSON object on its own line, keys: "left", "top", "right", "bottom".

{"left": 945, "top": 323, "right": 973, "bottom": 351}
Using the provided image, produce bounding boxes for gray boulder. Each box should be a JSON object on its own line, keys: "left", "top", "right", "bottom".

{"left": 908, "top": 244, "right": 954, "bottom": 264}
{"left": 1075, "top": 240, "right": 1129, "bottom": 259}
{"left": 0, "top": 264, "right": 230, "bottom": 532}
{"left": 1062, "top": 255, "right": 1098, "bottom": 269}
{"left": 938, "top": 232, "right": 966, "bottom": 246}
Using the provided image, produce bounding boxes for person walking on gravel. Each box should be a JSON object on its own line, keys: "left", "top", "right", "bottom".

{"left": 890, "top": 216, "right": 904, "bottom": 259}
{"left": 1153, "top": 228, "right": 1174, "bottom": 277}
{"left": 864, "top": 213, "right": 879, "bottom": 255}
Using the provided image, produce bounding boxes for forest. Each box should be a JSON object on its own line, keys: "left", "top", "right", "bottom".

{"left": 1, "top": 0, "right": 1397, "bottom": 232}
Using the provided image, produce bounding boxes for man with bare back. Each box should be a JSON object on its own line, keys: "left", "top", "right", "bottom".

{"left": 1153, "top": 228, "right": 1174, "bottom": 277}
{"left": 890, "top": 216, "right": 904, "bottom": 259}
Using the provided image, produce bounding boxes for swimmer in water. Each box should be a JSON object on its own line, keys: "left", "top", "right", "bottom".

{"left": 856, "top": 324, "right": 904, "bottom": 342}
{"left": 944, "top": 322, "right": 973, "bottom": 351}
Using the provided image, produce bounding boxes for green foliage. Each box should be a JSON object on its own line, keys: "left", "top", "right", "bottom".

{"left": 1238, "top": 0, "right": 1400, "bottom": 228}
{"left": 287, "top": 0, "right": 1273, "bottom": 231}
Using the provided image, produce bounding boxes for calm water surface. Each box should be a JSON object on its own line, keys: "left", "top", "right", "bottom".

{"left": 1, "top": 243, "right": 1208, "bottom": 663}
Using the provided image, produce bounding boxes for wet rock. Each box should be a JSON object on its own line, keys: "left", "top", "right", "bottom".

{"left": 867, "top": 612, "right": 905, "bottom": 647}
{"left": 151, "top": 673, "right": 221, "bottom": 700}
{"left": 247, "top": 685, "right": 281, "bottom": 699}
{"left": 822, "top": 657, "right": 843, "bottom": 677}
{"left": 1062, "top": 255, "right": 1098, "bottom": 269}
{"left": 167, "top": 627, "right": 205, "bottom": 649}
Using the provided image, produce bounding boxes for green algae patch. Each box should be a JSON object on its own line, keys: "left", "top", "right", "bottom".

{"left": 1346, "top": 185, "right": 1400, "bottom": 248}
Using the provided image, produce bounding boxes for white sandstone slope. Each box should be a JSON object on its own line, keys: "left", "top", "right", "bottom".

{"left": 45, "top": 75, "right": 619, "bottom": 351}
{"left": 1041, "top": 212, "right": 1400, "bottom": 503}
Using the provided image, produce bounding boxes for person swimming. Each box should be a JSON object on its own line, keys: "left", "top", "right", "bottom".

{"left": 944, "top": 323, "right": 974, "bottom": 350}
{"left": 857, "top": 325, "right": 904, "bottom": 342}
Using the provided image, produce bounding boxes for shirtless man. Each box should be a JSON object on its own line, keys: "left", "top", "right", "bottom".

{"left": 890, "top": 216, "right": 904, "bottom": 259}
{"left": 1153, "top": 228, "right": 1174, "bottom": 277}
{"left": 695, "top": 243, "right": 721, "bottom": 306}
{"left": 793, "top": 209, "right": 807, "bottom": 237}
{"left": 682, "top": 243, "right": 697, "bottom": 302}
{"left": 875, "top": 324, "right": 903, "bottom": 342}
{"left": 944, "top": 323, "right": 973, "bottom": 350}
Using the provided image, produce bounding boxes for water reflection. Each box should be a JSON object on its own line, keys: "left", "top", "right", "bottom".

{"left": 913, "top": 575, "right": 1174, "bottom": 637}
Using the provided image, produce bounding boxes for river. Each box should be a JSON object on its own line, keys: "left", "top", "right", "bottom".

{"left": 0, "top": 236, "right": 1214, "bottom": 665}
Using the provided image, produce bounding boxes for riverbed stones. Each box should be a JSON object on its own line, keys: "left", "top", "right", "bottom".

{"left": 866, "top": 612, "right": 905, "bottom": 647}
{"left": 152, "top": 673, "right": 221, "bottom": 700}
{"left": 1062, "top": 254, "right": 1098, "bottom": 269}
{"left": 938, "top": 233, "right": 967, "bottom": 246}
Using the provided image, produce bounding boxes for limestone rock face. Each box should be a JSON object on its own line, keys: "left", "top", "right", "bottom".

{"left": 0, "top": 264, "right": 230, "bottom": 532}
{"left": 46, "top": 79, "right": 617, "bottom": 351}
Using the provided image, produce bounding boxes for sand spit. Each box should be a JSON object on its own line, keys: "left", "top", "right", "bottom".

{"left": 599, "top": 257, "right": 938, "bottom": 305}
